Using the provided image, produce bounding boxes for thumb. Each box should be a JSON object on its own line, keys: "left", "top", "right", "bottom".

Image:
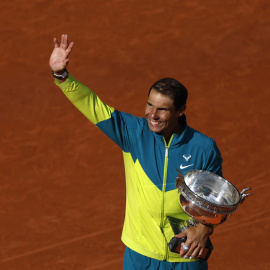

{"left": 175, "top": 231, "right": 187, "bottom": 239}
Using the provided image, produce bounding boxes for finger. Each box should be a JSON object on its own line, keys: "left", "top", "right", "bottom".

{"left": 60, "top": 34, "right": 68, "bottom": 49}
{"left": 66, "top": 41, "right": 74, "bottom": 55}
{"left": 53, "top": 38, "right": 60, "bottom": 48}
{"left": 186, "top": 245, "right": 201, "bottom": 260}
{"left": 179, "top": 247, "right": 188, "bottom": 258}
{"left": 179, "top": 242, "right": 191, "bottom": 258}
{"left": 174, "top": 234, "right": 184, "bottom": 239}
{"left": 174, "top": 232, "right": 187, "bottom": 239}
{"left": 66, "top": 34, "right": 70, "bottom": 46}
{"left": 196, "top": 246, "right": 207, "bottom": 259}
{"left": 64, "top": 59, "right": 70, "bottom": 66}
{"left": 183, "top": 243, "right": 197, "bottom": 259}
{"left": 61, "top": 34, "right": 65, "bottom": 44}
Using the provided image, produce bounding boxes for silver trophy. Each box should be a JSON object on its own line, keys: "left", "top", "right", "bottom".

{"left": 168, "top": 169, "right": 253, "bottom": 259}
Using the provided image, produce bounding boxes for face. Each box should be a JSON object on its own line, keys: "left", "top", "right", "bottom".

{"left": 145, "top": 89, "right": 186, "bottom": 141}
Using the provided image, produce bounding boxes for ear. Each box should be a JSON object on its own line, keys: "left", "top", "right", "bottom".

{"left": 178, "top": 104, "right": 186, "bottom": 117}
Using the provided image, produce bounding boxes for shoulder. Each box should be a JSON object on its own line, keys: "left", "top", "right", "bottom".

{"left": 184, "top": 126, "right": 221, "bottom": 157}
{"left": 185, "top": 126, "right": 223, "bottom": 175}
{"left": 112, "top": 110, "right": 147, "bottom": 128}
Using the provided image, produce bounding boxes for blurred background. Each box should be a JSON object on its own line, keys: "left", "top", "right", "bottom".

{"left": 0, "top": 0, "right": 269, "bottom": 269}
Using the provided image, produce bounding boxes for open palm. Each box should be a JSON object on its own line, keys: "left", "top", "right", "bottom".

{"left": 49, "top": 34, "right": 73, "bottom": 73}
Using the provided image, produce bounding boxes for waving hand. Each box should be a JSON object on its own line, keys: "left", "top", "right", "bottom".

{"left": 49, "top": 34, "right": 73, "bottom": 74}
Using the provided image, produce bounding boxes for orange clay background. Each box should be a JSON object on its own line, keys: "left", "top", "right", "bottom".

{"left": 0, "top": 0, "right": 269, "bottom": 269}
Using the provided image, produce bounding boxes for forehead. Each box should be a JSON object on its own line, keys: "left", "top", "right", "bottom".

{"left": 147, "top": 89, "right": 174, "bottom": 108}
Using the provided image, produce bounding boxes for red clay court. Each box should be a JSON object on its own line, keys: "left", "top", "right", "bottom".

{"left": 0, "top": 0, "right": 269, "bottom": 269}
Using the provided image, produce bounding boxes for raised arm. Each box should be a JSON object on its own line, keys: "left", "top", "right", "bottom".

{"left": 49, "top": 34, "right": 116, "bottom": 126}
{"left": 49, "top": 35, "right": 141, "bottom": 150}
{"left": 49, "top": 34, "right": 74, "bottom": 83}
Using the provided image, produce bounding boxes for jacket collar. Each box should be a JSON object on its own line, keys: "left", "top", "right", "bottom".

{"left": 152, "top": 115, "right": 189, "bottom": 147}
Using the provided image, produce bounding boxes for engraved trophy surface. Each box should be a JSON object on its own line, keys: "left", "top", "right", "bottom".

{"left": 168, "top": 169, "right": 253, "bottom": 260}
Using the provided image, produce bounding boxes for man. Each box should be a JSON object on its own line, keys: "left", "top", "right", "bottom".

{"left": 50, "top": 34, "right": 223, "bottom": 270}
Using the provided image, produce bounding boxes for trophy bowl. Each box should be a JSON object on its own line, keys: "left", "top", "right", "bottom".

{"left": 176, "top": 170, "right": 253, "bottom": 225}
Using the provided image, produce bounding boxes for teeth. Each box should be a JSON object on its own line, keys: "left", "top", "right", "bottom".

{"left": 151, "top": 120, "right": 161, "bottom": 125}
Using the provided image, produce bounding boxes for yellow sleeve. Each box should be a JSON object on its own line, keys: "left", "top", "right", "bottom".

{"left": 55, "top": 75, "right": 114, "bottom": 125}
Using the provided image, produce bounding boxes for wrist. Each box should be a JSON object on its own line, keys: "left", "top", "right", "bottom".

{"left": 204, "top": 224, "right": 214, "bottom": 235}
{"left": 198, "top": 223, "right": 214, "bottom": 235}
{"left": 52, "top": 69, "right": 69, "bottom": 80}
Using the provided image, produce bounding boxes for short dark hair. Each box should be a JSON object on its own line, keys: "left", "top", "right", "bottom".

{"left": 149, "top": 78, "right": 188, "bottom": 110}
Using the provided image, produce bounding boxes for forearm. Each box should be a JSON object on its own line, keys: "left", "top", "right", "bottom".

{"left": 55, "top": 74, "right": 92, "bottom": 102}
{"left": 55, "top": 75, "right": 114, "bottom": 125}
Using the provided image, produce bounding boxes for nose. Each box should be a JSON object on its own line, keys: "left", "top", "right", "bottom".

{"left": 150, "top": 108, "right": 159, "bottom": 119}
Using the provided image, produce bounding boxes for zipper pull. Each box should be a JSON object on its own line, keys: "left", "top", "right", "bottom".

{"left": 165, "top": 146, "right": 169, "bottom": 158}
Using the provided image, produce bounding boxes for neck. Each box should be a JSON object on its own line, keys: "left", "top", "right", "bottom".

{"left": 164, "top": 124, "right": 185, "bottom": 144}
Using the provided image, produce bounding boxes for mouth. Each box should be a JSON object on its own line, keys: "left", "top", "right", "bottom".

{"left": 149, "top": 119, "right": 162, "bottom": 127}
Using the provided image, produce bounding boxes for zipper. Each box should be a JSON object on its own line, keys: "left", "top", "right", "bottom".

{"left": 161, "top": 136, "right": 173, "bottom": 260}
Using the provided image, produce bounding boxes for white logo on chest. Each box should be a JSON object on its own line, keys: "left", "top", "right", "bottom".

{"left": 180, "top": 164, "right": 193, "bottom": 169}
{"left": 183, "top": 154, "right": 191, "bottom": 161}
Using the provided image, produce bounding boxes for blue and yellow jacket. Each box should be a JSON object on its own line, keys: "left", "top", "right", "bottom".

{"left": 56, "top": 75, "right": 223, "bottom": 262}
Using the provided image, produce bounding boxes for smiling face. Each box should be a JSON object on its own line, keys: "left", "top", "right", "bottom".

{"left": 145, "top": 89, "right": 186, "bottom": 142}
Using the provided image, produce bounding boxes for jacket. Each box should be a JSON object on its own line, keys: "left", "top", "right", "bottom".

{"left": 56, "top": 75, "right": 223, "bottom": 262}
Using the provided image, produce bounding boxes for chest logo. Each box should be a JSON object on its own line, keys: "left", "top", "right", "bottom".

{"left": 180, "top": 164, "right": 194, "bottom": 169}
{"left": 183, "top": 154, "right": 191, "bottom": 161}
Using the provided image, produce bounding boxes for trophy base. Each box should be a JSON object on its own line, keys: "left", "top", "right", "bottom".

{"left": 167, "top": 216, "right": 213, "bottom": 261}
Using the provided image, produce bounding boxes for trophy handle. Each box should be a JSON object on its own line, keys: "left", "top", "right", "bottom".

{"left": 240, "top": 187, "right": 254, "bottom": 204}
{"left": 175, "top": 169, "right": 184, "bottom": 189}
